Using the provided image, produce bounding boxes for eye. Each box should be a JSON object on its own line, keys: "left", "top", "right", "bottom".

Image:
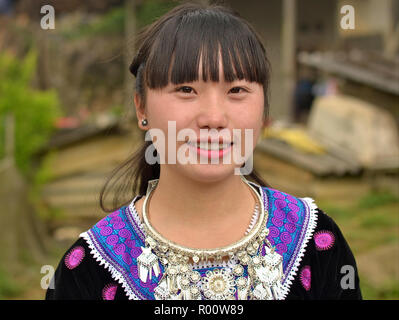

{"left": 229, "top": 87, "right": 247, "bottom": 94}
{"left": 176, "top": 86, "right": 195, "bottom": 94}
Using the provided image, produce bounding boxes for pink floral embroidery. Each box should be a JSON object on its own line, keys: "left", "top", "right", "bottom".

{"left": 314, "top": 230, "right": 335, "bottom": 251}
{"left": 300, "top": 265, "right": 311, "bottom": 291}
{"left": 65, "top": 246, "right": 85, "bottom": 270}
{"left": 102, "top": 283, "right": 118, "bottom": 300}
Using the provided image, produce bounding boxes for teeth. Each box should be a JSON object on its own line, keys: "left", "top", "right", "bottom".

{"left": 187, "top": 142, "right": 231, "bottom": 150}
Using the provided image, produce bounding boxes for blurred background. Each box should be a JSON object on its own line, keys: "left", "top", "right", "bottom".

{"left": 0, "top": 0, "right": 398, "bottom": 299}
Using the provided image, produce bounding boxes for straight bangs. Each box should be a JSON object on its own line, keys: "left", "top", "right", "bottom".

{"left": 143, "top": 7, "right": 270, "bottom": 89}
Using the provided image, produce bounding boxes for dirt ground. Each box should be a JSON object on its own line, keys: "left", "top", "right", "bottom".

{"left": 357, "top": 242, "right": 399, "bottom": 291}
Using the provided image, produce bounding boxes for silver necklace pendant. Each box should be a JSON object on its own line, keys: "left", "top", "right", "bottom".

{"left": 153, "top": 275, "right": 169, "bottom": 300}
{"left": 249, "top": 247, "right": 284, "bottom": 300}
{"left": 236, "top": 276, "right": 251, "bottom": 300}
{"left": 137, "top": 246, "right": 161, "bottom": 283}
{"left": 202, "top": 268, "right": 236, "bottom": 300}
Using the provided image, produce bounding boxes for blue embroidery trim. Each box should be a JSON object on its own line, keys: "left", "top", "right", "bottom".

{"left": 85, "top": 186, "right": 312, "bottom": 299}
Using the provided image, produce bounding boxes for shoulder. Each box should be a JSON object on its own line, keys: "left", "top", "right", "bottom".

{"left": 46, "top": 236, "right": 123, "bottom": 300}
{"left": 79, "top": 201, "right": 146, "bottom": 264}
{"left": 260, "top": 186, "right": 361, "bottom": 299}
{"left": 53, "top": 237, "right": 91, "bottom": 273}
{"left": 260, "top": 185, "right": 344, "bottom": 255}
{"left": 260, "top": 186, "right": 319, "bottom": 240}
{"left": 81, "top": 197, "right": 144, "bottom": 241}
{"left": 76, "top": 200, "right": 155, "bottom": 299}
{"left": 47, "top": 200, "right": 145, "bottom": 300}
{"left": 261, "top": 185, "right": 348, "bottom": 247}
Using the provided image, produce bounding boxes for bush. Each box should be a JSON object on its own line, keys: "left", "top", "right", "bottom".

{"left": 0, "top": 49, "right": 62, "bottom": 176}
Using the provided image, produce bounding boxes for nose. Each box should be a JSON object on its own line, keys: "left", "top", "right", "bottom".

{"left": 196, "top": 92, "right": 228, "bottom": 130}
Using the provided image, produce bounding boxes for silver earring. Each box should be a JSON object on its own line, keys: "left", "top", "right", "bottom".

{"left": 141, "top": 119, "right": 148, "bottom": 126}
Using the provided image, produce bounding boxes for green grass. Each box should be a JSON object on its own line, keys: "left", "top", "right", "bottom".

{"left": 358, "top": 191, "right": 399, "bottom": 209}
{"left": 359, "top": 212, "right": 396, "bottom": 228}
{"left": 360, "top": 276, "right": 399, "bottom": 300}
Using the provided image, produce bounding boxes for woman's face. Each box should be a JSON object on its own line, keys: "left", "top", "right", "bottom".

{"left": 135, "top": 57, "right": 265, "bottom": 183}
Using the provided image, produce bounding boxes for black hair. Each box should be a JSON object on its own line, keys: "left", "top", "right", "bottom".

{"left": 100, "top": 1, "right": 272, "bottom": 212}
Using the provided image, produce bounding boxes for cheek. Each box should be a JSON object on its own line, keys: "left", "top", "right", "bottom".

{"left": 146, "top": 97, "right": 174, "bottom": 130}
{"left": 234, "top": 102, "right": 264, "bottom": 131}
{"left": 234, "top": 104, "right": 264, "bottom": 147}
{"left": 250, "top": 97, "right": 265, "bottom": 134}
{"left": 147, "top": 94, "right": 190, "bottom": 123}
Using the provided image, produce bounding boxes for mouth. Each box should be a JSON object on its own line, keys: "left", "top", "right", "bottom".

{"left": 185, "top": 140, "right": 234, "bottom": 160}
{"left": 185, "top": 141, "right": 234, "bottom": 151}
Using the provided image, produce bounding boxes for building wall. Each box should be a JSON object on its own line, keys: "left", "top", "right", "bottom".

{"left": 227, "top": 0, "right": 338, "bottom": 121}
{"left": 337, "top": 0, "right": 397, "bottom": 52}
{"left": 227, "top": 0, "right": 287, "bottom": 121}
{"left": 297, "top": 0, "right": 338, "bottom": 51}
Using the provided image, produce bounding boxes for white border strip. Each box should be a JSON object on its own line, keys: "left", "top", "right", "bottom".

{"left": 79, "top": 231, "right": 140, "bottom": 300}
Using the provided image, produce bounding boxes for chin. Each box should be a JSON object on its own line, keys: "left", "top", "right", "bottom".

{"left": 178, "top": 162, "right": 242, "bottom": 184}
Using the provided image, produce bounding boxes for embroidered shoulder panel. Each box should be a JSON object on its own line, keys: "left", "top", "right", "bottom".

{"left": 80, "top": 186, "right": 318, "bottom": 299}
{"left": 81, "top": 206, "right": 160, "bottom": 300}
{"left": 262, "top": 187, "right": 318, "bottom": 296}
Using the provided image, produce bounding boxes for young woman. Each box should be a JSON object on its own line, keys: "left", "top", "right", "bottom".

{"left": 46, "top": 2, "right": 362, "bottom": 300}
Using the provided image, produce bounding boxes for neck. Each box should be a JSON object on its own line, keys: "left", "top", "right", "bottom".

{"left": 143, "top": 167, "right": 258, "bottom": 248}
{"left": 154, "top": 170, "right": 254, "bottom": 220}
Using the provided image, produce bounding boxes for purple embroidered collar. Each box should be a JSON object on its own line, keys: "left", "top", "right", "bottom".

{"left": 80, "top": 182, "right": 318, "bottom": 299}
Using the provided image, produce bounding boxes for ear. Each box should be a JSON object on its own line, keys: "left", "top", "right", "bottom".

{"left": 134, "top": 93, "right": 147, "bottom": 130}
